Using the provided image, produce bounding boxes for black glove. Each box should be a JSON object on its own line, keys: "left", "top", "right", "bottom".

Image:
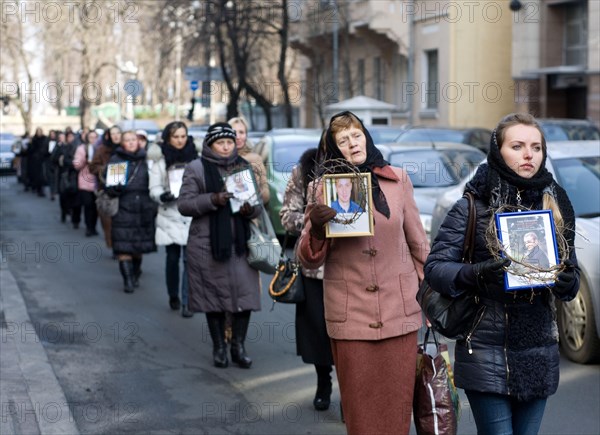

{"left": 309, "top": 204, "right": 337, "bottom": 240}
{"left": 105, "top": 184, "right": 125, "bottom": 197}
{"left": 473, "top": 258, "right": 511, "bottom": 295}
{"left": 160, "top": 191, "right": 176, "bottom": 203}
{"left": 211, "top": 191, "right": 233, "bottom": 207}
{"left": 239, "top": 202, "right": 254, "bottom": 217}
{"left": 553, "top": 260, "right": 577, "bottom": 297}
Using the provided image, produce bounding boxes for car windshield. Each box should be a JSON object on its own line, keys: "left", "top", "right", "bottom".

{"left": 271, "top": 136, "right": 320, "bottom": 172}
{"left": 389, "top": 148, "right": 485, "bottom": 187}
{"left": 0, "top": 132, "right": 15, "bottom": 141}
{"left": 398, "top": 129, "right": 466, "bottom": 143}
{"left": 541, "top": 124, "right": 600, "bottom": 141}
{"left": 0, "top": 143, "right": 12, "bottom": 152}
{"left": 552, "top": 156, "right": 600, "bottom": 218}
{"left": 369, "top": 128, "right": 406, "bottom": 144}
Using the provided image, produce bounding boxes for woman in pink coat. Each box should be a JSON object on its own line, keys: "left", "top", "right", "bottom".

{"left": 297, "top": 111, "right": 429, "bottom": 435}
{"left": 73, "top": 130, "right": 99, "bottom": 236}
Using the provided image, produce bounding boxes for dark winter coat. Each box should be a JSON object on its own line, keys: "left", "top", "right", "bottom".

{"left": 177, "top": 158, "right": 261, "bottom": 313}
{"left": 28, "top": 135, "right": 48, "bottom": 188}
{"left": 424, "top": 188, "right": 579, "bottom": 401}
{"left": 107, "top": 148, "right": 157, "bottom": 255}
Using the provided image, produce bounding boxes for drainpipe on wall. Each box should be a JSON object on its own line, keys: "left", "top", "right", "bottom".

{"left": 407, "top": 0, "right": 415, "bottom": 126}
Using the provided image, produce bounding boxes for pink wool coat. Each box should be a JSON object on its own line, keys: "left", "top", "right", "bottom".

{"left": 298, "top": 165, "right": 429, "bottom": 341}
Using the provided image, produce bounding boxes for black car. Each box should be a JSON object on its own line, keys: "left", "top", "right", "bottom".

{"left": 396, "top": 127, "right": 492, "bottom": 152}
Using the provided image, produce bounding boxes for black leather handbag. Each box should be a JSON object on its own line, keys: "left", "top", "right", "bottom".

{"left": 417, "top": 192, "right": 479, "bottom": 340}
{"left": 268, "top": 233, "right": 305, "bottom": 304}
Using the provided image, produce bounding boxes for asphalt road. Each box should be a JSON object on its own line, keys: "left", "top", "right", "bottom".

{"left": 1, "top": 174, "right": 599, "bottom": 435}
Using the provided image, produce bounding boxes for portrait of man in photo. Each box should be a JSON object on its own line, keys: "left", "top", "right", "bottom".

{"left": 330, "top": 177, "right": 364, "bottom": 214}
{"left": 522, "top": 231, "right": 550, "bottom": 269}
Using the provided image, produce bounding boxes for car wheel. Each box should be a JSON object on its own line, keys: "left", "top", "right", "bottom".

{"left": 557, "top": 279, "right": 600, "bottom": 364}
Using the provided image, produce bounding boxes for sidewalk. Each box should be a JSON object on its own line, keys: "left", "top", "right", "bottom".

{"left": 0, "top": 251, "right": 79, "bottom": 435}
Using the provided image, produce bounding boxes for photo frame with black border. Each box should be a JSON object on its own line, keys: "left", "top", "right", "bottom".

{"left": 224, "top": 167, "right": 260, "bottom": 214}
{"left": 495, "top": 209, "right": 559, "bottom": 290}
{"left": 322, "top": 172, "right": 374, "bottom": 238}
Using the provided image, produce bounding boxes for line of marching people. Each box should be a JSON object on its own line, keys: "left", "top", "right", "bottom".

{"left": 15, "top": 118, "right": 339, "bottom": 417}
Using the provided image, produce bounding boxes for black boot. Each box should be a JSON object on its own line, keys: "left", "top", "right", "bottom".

{"left": 313, "top": 365, "right": 333, "bottom": 410}
{"left": 231, "top": 311, "right": 252, "bottom": 368}
{"left": 119, "top": 260, "right": 135, "bottom": 293}
{"left": 132, "top": 257, "right": 142, "bottom": 287}
{"left": 206, "top": 313, "right": 228, "bottom": 368}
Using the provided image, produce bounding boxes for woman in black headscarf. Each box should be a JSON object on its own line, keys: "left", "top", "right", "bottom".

{"left": 425, "top": 113, "right": 579, "bottom": 435}
{"left": 297, "top": 111, "right": 429, "bottom": 434}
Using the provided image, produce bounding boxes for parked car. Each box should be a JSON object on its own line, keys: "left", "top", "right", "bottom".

{"left": 367, "top": 125, "right": 408, "bottom": 145}
{"left": 187, "top": 123, "right": 209, "bottom": 144}
{"left": 378, "top": 142, "right": 486, "bottom": 242}
{"left": 253, "top": 128, "right": 323, "bottom": 236}
{"left": 429, "top": 140, "right": 600, "bottom": 364}
{"left": 0, "top": 132, "right": 17, "bottom": 173}
{"left": 538, "top": 118, "right": 600, "bottom": 142}
{"left": 117, "top": 120, "right": 161, "bottom": 144}
{"left": 396, "top": 127, "right": 492, "bottom": 153}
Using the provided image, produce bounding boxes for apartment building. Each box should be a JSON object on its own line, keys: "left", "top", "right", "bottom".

{"left": 291, "top": 0, "right": 597, "bottom": 129}
{"left": 512, "top": 0, "right": 599, "bottom": 125}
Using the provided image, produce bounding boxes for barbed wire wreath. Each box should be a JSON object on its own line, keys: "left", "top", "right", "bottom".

{"left": 483, "top": 204, "right": 574, "bottom": 287}
{"left": 308, "top": 158, "right": 369, "bottom": 225}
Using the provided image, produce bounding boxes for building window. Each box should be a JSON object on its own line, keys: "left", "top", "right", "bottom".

{"left": 373, "top": 57, "right": 384, "bottom": 100}
{"left": 357, "top": 59, "right": 365, "bottom": 95}
{"left": 425, "top": 50, "right": 439, "bottom": 110}
{"left": 564, "top": 2, "right": 587, "bottom": 66}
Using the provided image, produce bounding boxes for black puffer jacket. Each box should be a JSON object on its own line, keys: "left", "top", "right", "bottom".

{"left": 107, "top": 147, "right": 157, "bottom": 255}
{"left": 425, "top": 189, "right": 579, "bottom": 401}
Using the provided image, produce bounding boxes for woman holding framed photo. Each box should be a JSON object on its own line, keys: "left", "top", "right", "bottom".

{"left": 177, "top": 122, "right": 261, "bottom": 369}
{"left": 148, "top": 121, "right": 200, "bottom": 317}
{"left": 104, "top": 131, "right": 157, "bottom": 293}
{"left": 297, "top": 111, "right": 429, "bottom": 434}
{"left": 424, "top": 113, "right": 580, "bottom": 435}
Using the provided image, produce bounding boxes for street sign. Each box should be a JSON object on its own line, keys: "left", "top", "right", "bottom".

{"left": 124, "top": 79, "right": 143, "bottom": 98}
{"left": 184, "top": 66, "right": 223, "bottom": 82}
{"left": 190, "top": 80, "right": 199, "bottom": 91}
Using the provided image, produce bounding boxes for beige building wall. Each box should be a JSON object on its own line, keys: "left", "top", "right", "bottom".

{"left": 449, "top": 1, "right": 514, "bottom": 129}
{"left": 411, "top": 0, "right": 513, "bottom": 129}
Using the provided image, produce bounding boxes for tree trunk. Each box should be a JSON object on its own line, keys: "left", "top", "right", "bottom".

{"left": 278, "top": 0, "right": 293, "bottom": 127}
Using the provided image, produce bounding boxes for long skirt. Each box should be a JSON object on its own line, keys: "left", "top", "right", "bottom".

{"left": 331, "top": 332, "right": 418, "bottom": 435}
{"left": 295, "top": 276, "right": 334, "bottom": 366}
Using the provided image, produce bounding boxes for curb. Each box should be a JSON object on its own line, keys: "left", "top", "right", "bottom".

{"left": 0, "top": 251, "right": 80, "bottom": 435}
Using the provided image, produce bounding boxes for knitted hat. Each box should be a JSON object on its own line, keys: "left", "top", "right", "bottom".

{"left": 204, "top": 122, "right": 236, "bottom": 148}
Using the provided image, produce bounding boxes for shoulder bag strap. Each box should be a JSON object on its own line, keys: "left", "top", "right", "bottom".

{"left": 461, "top": 191, "right": 476, "bottom": 264}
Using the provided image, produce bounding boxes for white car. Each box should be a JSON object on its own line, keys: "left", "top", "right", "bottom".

{"left": 430, "top": 140, "right": 600, "bottom": 364}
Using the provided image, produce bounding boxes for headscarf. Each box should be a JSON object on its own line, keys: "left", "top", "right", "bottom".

{"left": 319, "top": 111, "right": 392, "bottom": 218}
{"left": 200, "top": 124, "right": 250, "bottom": 262}
{"left": 466, "top": 127, "right": 575, "bottom": 247}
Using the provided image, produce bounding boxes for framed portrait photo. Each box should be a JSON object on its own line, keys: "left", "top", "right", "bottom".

{"left": 224, "top": 168, "right": 261, "bottom": 214}
{"left": 105, "top": 161, "right": 129, "bottom": 187}
{"left": 322, "top": 173, "right": 374, "bottom": 238}
{"left": 495, "top": 210, "right": 559, "bottom": 290}
{"left": 167, "top": 164, "right": 186, "bottom": 198}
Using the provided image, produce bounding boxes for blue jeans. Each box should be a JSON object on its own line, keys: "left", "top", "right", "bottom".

{"left": 465, "top": 390, "right": 547, "bottom": 435}
{"left": 165, "top": 244, "right": 189, "bottom": 306}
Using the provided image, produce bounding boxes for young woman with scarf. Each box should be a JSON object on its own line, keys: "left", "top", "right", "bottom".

{"left": 104, "top": 131, "right": 157, "bottom": 293}
{"left": 297, "top": 111, "right": 429, "bottom": 434}
{"left": 177, "top": 122, "right": 261, "bottom": 369}
{"left": 424, "top": 113, "right": 579, "bottom": 435}
{"left": 148, "top": 121, "right": 200, "bottom": 318}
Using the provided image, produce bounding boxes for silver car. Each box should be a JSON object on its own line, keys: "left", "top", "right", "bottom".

{"left": 378, "top": 142, "right": 486, "bottom": 242}
{"left": 430, "top": 140, "right": 600, "bottom": 364}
